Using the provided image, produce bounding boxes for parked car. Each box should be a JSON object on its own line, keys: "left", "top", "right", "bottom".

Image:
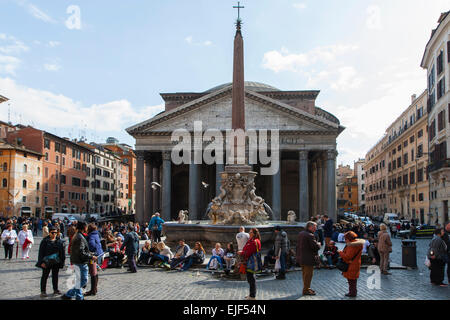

{"left": 359, "top": 216, "right": 373, "bottom": 226}
{"left": 383, "top": 213, "right": 400, "bottom": 226}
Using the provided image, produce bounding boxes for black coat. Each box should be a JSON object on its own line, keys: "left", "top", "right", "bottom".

{"left": 296, "top": 230, "right": 321, "bottom": 266}
{"left": 36, "top": 237, "right": 66, "bottom": 269}
{"left": 70, "top": 232, "right": 94, "bottom": 265}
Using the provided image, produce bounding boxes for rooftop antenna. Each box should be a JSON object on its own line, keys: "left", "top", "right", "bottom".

{"left": 7, "top": 103, "right": 11, "bottom": 124}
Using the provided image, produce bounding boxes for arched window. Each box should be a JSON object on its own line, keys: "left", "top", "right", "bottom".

{"left": 2, "top": 162, "right": 7, "bottom": 171}
{"left": 36, "top": 182, "right": 40, "bottom": 190}
{"left": 22, "top": 180, "right": 27, "bottom": 188}
{"left": 37, "top": 167, "right": 40, "bottom": 175}
{"left": 23, "top": 164, "right": 27, "bottom": 173}
{"left": 2, "top": 179, "right": 7, "bottom": 188}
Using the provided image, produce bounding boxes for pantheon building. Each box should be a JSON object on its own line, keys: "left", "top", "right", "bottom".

{"left": 127, "top": 19, "right": 344, "bottom": 224}
{"left": 127, "top": 81, "right": 344, "bottom": 224}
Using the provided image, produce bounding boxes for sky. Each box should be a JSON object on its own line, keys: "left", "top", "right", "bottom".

{"left": 0, "top": 0, "right": 449, "bottom": 166}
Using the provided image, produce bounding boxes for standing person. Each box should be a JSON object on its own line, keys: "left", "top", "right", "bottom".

{"left": 86, "top": 223, "right": 104, "bottom": 296}
{"left": 296, "top": 221, "right": 321, "bottom": 296}
{"left": 32, "top": 217, "right": 39, "bottom": 236}
{"left": 36, "top": 226, "right": 66, "bottom": 297}
{"left": 149, "top": 213, "right": 165, "bottom": 243}
{"left": 18, "top": 224, "right": 34, "bottom": 259}
{"left": 443, "top": 222, "right": 450, "bottom": 284}
{"left": 428, "top": 228, "right": 448, "bottom": 287}
{"left": 377, "top": 224, "right": 392, "bottom": 275}
{"left": 323, "top": 215, "right": 333, "bottom": 247}
{"left": 316, "top": 215, "right": 324, "bottom": 246}
{"left": 239, "top": 228, "right": 261, "bottom": 300}
{"left": 236, "top": 226, "right": 250, "bottom": 279}
{"left": 390, "top": 223, "right": 397, "bottom": 238}
{"left": 42, "top": 221, "right": 49, "bottom": 239}
{"left": 121, "top": 225, "right": 139, "bottom": 273}
{"left": 61, "top": 222, "right": 97, "bottom": 300}
{"left": 338, "top": 231, "right": 365, "bottom": 297}
{"left": 273, "top": 226, "right": 288, "bottom": 280}
{"left": 66, "top": 221, "right": 77, "bottom": 254}
{"left": 1, "top": 224, "right": 18, "bottom": 260}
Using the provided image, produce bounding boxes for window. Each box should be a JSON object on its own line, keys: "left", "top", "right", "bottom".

{"left": 45, "top": 153, "right": 48, "bottom": 161}
{"left": 44, "top": 139, "right": 50, "bottom": 149}
{"left": 56, "top": 155, "right": 59, "bottom": 164}
{"left": 60, "top": 175, "right": 66, "bottom": 184}
{"left": 418, "top": 193, "right": 424, "bottom": 202}
{"left": 428, "top": 65, "right": 435, "bottom": 91}
{"left": 404, "top": 140, "right": 408, "bottom": 148}
{"left": 60, "top": 191, "right": 64, "bottom": 199}
{"left": 429, "top": 119, "right": 436, "bottom": 141}
{"left": 55, "top": 142, "right": 60, "bottom": 152}
{"left": 36, "top": 182, "right": 40, "bottom": 190}
{"left": 23, "top": 164, "right": 27, "bottom": 173}
{"left": 62, "top": 145, "right": 66, "bottom": 154}
{"left": 397, "top": 145, "right": 401, "bottom": 152}
{"left": 418, "top": 129, "right": 423, "bottom": 138}
{"left": 418, "top": 144, "right": 423, "bottom": 158}
{"left": 403, "top": 174, "right": 408, "bottom": 185}
{"left": 22, "top": 196, "right": 26, "bottom": 203}
{"left": 437, "top": 50, "right": 444, "bottom": 75}
{"left": 403, "top": 153, "right": 408, "bottom": 165}
{"left": 437, "top": 77, "right": 446, "bottom": 100}
{"left": 410, "top": 171, "right": 415, "bottom": 184}
{"left": 397, "top": 157, "right": 401, "bottom": 168}
{"left": 411, "top": 149, "right": 414, "bottom": 161}
{"left": 2, "top": 162, "right": 6, "bottom": 171}
{"left": 411, "top": 194, "right": 415, "bottom": 202}
{"left": 72, "top": 177, "right": 81, "bottom": 187}
{"left": 62, "top": 157, "right": 65, "bottom": 166}
{"left": 410, "top": 135, "right": 414, "bottom": 143}
{"left": 37, "top": 167, "right": 40, "bottom": 175}
{"left": 417, "top": 168, "right": 423, "bottom": 182}
{"left": 417, "top": 107, "right": 424, "bottom": 119}
{"left": 22, "top": 180, "right": 27, "bottom": 188}
{"left": 44, "top": 183, "right": 48, "bottom": 192}
{"left": 2, "top": 178, "right": 7, "bottom": 188}
{"left": 438, "top": 110, "right": 445, "bottom": 131}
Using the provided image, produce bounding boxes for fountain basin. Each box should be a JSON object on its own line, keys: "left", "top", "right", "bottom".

{"left": 162, "top": 221, "right": 305, "bottom": 250}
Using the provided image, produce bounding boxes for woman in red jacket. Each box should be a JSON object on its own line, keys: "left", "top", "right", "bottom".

{"left": 239, "top": 228, "right": 261, "bottom": 300}
{"left": 338, "top": 231, "right": 365, "bottom": 297}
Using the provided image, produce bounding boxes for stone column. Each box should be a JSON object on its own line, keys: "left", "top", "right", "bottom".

{"left": 271, "top": 158, "right": 281, "bottom": 221}
{"left": 299, "top": 150, "right": 309, "bottom": 222}
{"left": 135, "top": 151, "right": 145, "bottom": 224}
{"left": 144, "top": 159, "right": 152, "bottom": 219}
{"left": 189, "top": 163, "right": 200, "bottom": 220}
{"left": 215, "top": 163, "right": 224, "bottom": 197}
{"left": 322, "top": 155, "right": 328, "bottom": 214}
{"left": 317, "top": 159, "right": 323, "bottom": 215}
{"left": 327, "top": 150, "right": 337, "bottom": 221}
{"left": 152, "top": 165, "right": 160, "bottom": 213}
{"left": 162, "top": 151, "right": 172, "bottom": 221}
{"left": 312, "top": 162, "right": 318, "bottom": 215}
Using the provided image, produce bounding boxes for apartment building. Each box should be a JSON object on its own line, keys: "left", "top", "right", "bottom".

{"left": 354, "top": 158, "right": 366, "bottom": 213}
{"left": 421, "top": 11, "right": 450, "bottom": 225}
{"left": 365, "top": 91, "right": 429, "bottom": 223}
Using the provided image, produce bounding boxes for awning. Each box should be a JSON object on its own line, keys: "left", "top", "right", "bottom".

{"left": 20, "top": 207, "right": 32, "bottom": 214}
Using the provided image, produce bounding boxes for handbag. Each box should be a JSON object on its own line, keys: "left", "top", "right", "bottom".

{"left": 42, "top": 253, "right": 60, "bottom": 268}
{"left": 336, "top": 246, "right": 361, "bottom": 272}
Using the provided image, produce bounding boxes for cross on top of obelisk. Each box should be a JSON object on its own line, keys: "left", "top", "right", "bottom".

{"left": 233, "top": 1, "right": 244, "bottom": 21}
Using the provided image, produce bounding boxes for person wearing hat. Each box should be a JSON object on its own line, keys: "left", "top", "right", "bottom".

{"left": 338, "top": 231, "right": 365, "bottom": 297}
{"left": 36, "top": 226, "right": 66, "bottom": 297}
{"left": 273, "top": 226, "right": 289, "bottom": 280}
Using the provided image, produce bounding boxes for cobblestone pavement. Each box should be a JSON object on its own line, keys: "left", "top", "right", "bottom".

{"left": 0, "top": 237, "right": 449, "bottom": 300}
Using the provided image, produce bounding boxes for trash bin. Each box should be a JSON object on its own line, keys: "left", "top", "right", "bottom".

{"left": 401, "top": 240, "right": 417, "bottom": 268}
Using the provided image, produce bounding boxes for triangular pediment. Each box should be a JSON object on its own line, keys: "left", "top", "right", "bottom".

{"left": 126, "top": 85, "right": 341, "bottom": 135}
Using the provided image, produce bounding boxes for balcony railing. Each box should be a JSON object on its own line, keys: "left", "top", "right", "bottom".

{"left": 428, "top": 158, "right": 450, "bottom": 173}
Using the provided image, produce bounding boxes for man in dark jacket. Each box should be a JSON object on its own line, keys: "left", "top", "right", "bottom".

{"left": 121, "top": 225, "right": 139, "bottom": 273}
{"left": 296, "top": 221, "right": 321, "bottom": 296}
{"left": 443, "top": 222, "right": 450, "bottom": 283}
{"left": 62, "top": 222, "right": 96, "bottom": 300}
{"left": 323, "top": 215, "right": 334, "bottom": 247}
{"left": 274, "top": 226, "right": 289, "bottom": 280}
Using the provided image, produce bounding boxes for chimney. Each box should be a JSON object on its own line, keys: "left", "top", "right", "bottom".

{"left": 411, "top": 94, "right": 417, "bottom": 103}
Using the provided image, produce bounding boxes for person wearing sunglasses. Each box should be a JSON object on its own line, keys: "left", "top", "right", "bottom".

{"left": 36, "top": 226, "right": 66, "bottom": 298}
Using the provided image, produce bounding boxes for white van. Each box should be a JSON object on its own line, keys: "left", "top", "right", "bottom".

{"left": 52, "top": 213, "right": 78, "bottom": 222}
{"left": 383, "top": 213, "right": 400, "bottom": 226}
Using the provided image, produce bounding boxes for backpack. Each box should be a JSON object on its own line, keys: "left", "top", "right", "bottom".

{"left": 246, "top": 242, "right": 263, "bottom": 274}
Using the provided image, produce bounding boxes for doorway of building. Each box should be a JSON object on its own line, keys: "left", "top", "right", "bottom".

{"left": 444, "top": 200, "right": 449, "bottom": 224}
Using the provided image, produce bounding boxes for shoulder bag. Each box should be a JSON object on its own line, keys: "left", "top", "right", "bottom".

{"left": 336, "top": 246, "right": 361, "bottom": 272}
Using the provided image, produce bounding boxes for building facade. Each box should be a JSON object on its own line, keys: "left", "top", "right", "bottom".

{"left": 337, "top": 175, "right": 358, "bottom": 213}
{"left": 365, "top": 91, "right": 430, "bottom": 222}
{"left": 421, "top": 11, "right": 450, "bottom": 225}
{"left": 0, "top": 140, "right": 43, "bottom": 218}
{"left": 354, "top": 158, "right": 366, "bottom": 213}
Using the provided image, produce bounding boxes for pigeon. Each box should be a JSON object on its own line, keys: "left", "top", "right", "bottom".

{"left": 151, "top": 182, "right": 161, "bottom": 190}
{"left": 202, "top": 181, "right": 209, "bottom": 188}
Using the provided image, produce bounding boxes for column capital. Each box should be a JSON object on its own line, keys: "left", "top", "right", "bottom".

{"left": 162, "top": 151, "right": 171, "bottom": 161}
{"left": 135, "top": 150, "right": 146, "bottom": 161}
{"left": 299, "top": 150, "right": 309, "bottom": 160}
{"left": 326, "top": 149, "right": 338, "bottom": 160}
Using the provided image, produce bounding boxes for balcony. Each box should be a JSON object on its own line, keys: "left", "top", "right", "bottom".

{"left": 428, "top": 158, "right": 450, "bottom": 173}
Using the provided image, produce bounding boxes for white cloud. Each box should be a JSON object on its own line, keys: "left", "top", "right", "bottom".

{"left": 262, "top": 44, "right": 358, "bottom": 73}
{"left": 0, "top": 77, "right": 164, "bottom": 134}
{"left": 44, "top": 63, "right": 61, "bottom": 72}
{"left": 16, "top": 0, "right": 57, "bottom": 24}
{"left": 293, "top": 3, "right": 307, "bottom": 10}
{"left": 203, "top": 41, "right": 213, "bottom": 46}
{"left": 366, "top": 5, "right": 382, "bottom": 30}
{"left": 185, "top": 36, "right": 213, "bottom": 47}
{"left": 330, "top": 66, "right": 364, "bottom": 91}
{"left": 48, "top": 41, "right": 61, "bottom": 48}
{"left": 0, "top": 56, "right": 21, "bottom": 75}
{"left": 185, "top": 36, "right": 193, "bottom": 44}
{"left": 0, "top": 34, "right": 29, "bottom": 55}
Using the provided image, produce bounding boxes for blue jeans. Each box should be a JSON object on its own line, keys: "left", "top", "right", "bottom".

{"left": 65, "top": 264, "right": 88, "bottom": 300}
{"left": 206, "top": 256, "right": 224, "bottom": 270}
{"left": 279, "top": 252, "right": 286, "bottom": 273}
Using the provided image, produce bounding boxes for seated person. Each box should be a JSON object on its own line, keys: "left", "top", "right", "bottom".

{"left": 337, "top": 232, "right": 346, "bottom": 243}
{"left": 362, "top": 234, "right": 370, "bottom": 254}
{"left": 108, "top": 237, "right": 125, "bottom": 268}
{"left": 263, "top": 246, "right": 276, "bottom": 269}
{"left": 207, "top": 243, "right": 225, "bottom": 270}
{"left": 323, "top": 241, "right": 339, "bottom": 268}
{"left": 223, "top": 242, "right": 236, "bottom": 275}
{"left": 286, "top": 249, "right": 297, "bottom": 269}
{"left": 367, "top": 239, "right": 380, "bottom": 265}
{"left": 170, "top": 239, "right": 190, "bottom": 269}
{"left": 152, "top": 242, "right": 173, "bottom": 268}
{"left": 181, "top": 242, "right": 205, "bottom": 271}
{"left": 137, "top": 241, "right": 152, "bottom": 265}
{"left": 147, "top": 242, "right": 162, "bottom": 265}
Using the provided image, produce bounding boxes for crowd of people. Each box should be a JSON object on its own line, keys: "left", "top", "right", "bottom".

{"left": 0, "top": 213, "right": 449, "bottom": 300}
